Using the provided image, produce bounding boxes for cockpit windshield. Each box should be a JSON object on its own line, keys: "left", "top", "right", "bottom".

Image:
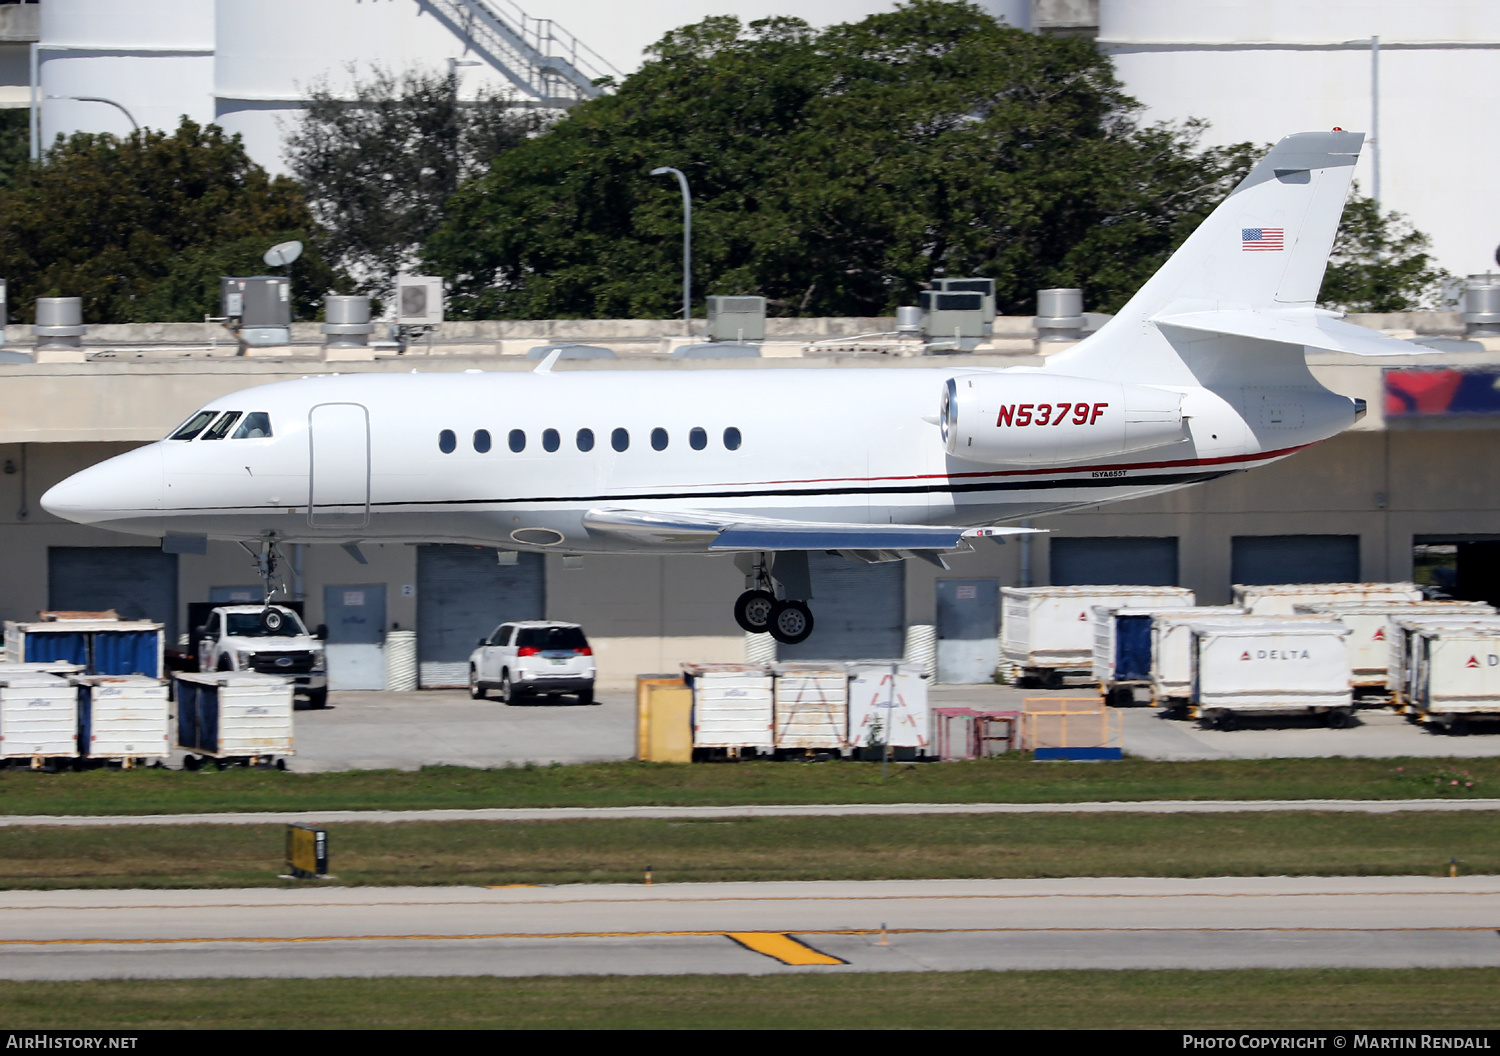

{"left": 199, "top": 412, "right": 242, "bottom": 441}
{"left": 232, "top": 412, "right": 272, "bottom": 439}
{"left": 225, "top": 611, "right": 307, "bottom": 638}
{"left": 169, "top": 410, "right": 218, "bottom": 440}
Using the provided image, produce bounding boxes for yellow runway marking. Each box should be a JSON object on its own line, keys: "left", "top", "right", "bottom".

{"left": 726, "top": 933, "right": 846, "bottom": 966}
{"left": 2, "top": 925, "right": 1497, "bottom": 948}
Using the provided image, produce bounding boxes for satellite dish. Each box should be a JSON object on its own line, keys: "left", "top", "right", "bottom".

{"left": 263, "top": 241, "right": 304, "bottom": 268}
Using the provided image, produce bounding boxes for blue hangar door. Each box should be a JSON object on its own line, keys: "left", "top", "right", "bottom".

{"left": 417, "top": 546, "right": 545, "bottom": 688}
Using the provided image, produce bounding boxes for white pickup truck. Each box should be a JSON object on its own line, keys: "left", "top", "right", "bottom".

{"left": 194, "top": 604, "right": 328, "bottom": 707}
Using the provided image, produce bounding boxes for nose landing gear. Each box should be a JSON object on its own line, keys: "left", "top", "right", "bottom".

{"left": 733, "top": 552, "right": 816, "bottom": 645}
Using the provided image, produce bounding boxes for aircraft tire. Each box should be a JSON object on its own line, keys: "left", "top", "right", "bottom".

{"left": 733, "top": 590, "right": 777, "bottom": 634}
{"left": 768, "top": 600, "right": 814, "bottom": 645}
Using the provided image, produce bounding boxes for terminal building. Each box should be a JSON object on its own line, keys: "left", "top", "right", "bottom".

{"left": 0, "top": 314, "right": 1496, "bottom": 689}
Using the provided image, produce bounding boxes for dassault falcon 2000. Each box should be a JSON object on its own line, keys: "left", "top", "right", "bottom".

{"left": 43, "top": 131, "right": 1426, "bottom": 644}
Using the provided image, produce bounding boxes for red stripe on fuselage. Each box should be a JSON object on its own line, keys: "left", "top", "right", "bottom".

{"left": 670, "top": 442, "right": 1315, "bottom": 491}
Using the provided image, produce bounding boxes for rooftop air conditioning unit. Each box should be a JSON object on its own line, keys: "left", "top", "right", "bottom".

{"left": 395, "top": 275, "right": 444, "bottom": 326}
{"left": 920, "top": 290, "right": 986, "bottom": 342}
{"left": 931, "top": 277, "right": 996, "bottom": 322}
{"left": 706, "top": 295, "right": 765, "bottom": 342}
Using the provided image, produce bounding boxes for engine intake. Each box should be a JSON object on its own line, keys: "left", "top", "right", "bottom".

{"left": 940, "top": 373, "right": 1187, "bottom": 466}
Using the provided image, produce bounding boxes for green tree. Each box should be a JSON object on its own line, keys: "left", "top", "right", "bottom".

{"left": 284, "top": 67, "right": 540, "bottom": 294}
{"left": 423, "top": 2, "right": 1259, "bottom": 319}
{"left": 0, "top": 119, "right": 334, "bottom": 323}
{"left": 1319, "top": 184, "right": 1456, "bottom": 312}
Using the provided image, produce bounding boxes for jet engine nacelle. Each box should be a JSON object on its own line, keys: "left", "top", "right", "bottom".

{"left": 940, "top": 373, "right": 1187, "bottom": 465}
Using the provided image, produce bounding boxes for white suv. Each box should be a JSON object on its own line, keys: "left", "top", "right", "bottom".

{"left": 469, "top": 620, "right": 596, "bottom": 704}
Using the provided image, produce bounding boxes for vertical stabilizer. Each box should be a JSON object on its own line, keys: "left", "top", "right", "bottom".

{"left": 1048, "top": 131, "right": 1364, "bottom": 383}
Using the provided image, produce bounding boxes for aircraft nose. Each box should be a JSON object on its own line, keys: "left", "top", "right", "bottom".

{"left": 41, "top": 445, "right": 164, "bottom": 525}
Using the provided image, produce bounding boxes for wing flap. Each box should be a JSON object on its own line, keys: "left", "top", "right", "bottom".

{"left": 582, "top": 507, "right": 1039, "bottom": 552}
{"left": 1155, "top": 308, "right": 1438, "bottom": 357}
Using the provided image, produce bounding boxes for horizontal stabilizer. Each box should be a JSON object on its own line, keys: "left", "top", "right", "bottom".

{"left": 582, "top": 507, "right": 1040, "bottom": 552}
{"left": 1154, "top": 309, "right": 1438, "bottom": 357}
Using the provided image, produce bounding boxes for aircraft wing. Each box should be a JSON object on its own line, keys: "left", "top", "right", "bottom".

{"left": 1154, "top": 308, "right": 1439, "bottom": 357}
{"left": 581, "top": 507, "right": 1039, "bottom": 552}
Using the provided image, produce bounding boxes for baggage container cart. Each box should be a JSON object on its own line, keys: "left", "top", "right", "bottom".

{"left": 1189, "top": 619, "right": 1353, "bottom": 729}
{"left": 1386, "top": 616, "right": 1500, "bottom": 706}
{"left": 1150, "top": 612, "right": 1326, "bottom": 713}
{"left": 929, "top": 707, "right": 1021, "bottom": 760}
{"left": 1002, "top": 586, "right": 1193, "bottom": 686}
{"left": 174, "top": 672, "right": 293, "bottom": 769}
{"left": 0, "top": 661, "right": 84, "bottom": 676}
{"left": 1294, "top": 600, "right": 1494, "bottom": 696}
{"left": 681, "top": 663, "right": 772, "bottom": 754}
{"left": 0, "top": 674, "right": 77, "bottom": 766}
{"left": 772, "top": 663, "right": 848, "bottom": 751}
{"left": 76, "top": 674, "right": 169, "bottom": 766}
{"left": 1232, "top": 582, "right": 1421, "bottom": 617}
{"left": 1402, "top": 622, "right": 1500, "bottom": 732}
{"left": 1093, "top": 605, "right": 1241, "bottom": 705}
{"left": 847, "top": 661, "right": 928, "bottom": 757}
{"left": 5, "top": 619, "right": 163, "bottom": 678}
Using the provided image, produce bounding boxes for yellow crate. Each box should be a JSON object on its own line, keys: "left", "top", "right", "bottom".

{"left": 637, "top": 676, "right": 693, "bottom": 763}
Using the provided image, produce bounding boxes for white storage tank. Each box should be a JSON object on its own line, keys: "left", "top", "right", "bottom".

{"left": 1190, "top": 619, "right": 1353, "bottom": 728}
{"left": 0, "top": 674, "right": 78, "bottom": 762}
{"left": 772, "top": 663, "right": 848, "bottom": 750}
{"left": 76, "top": 674, "right": 169, "bottom": 764}
{"left": 1099, "top": 0, "right": 1500, "bottom": 278}
{"left": 1233, "top": 583, "right": 1423, "bottom": 617}
{"left": 1294, "top": 600, "right": 1495, "bottom": 691}
{"left": 39, "top": 0, "right": 215, "bottom": 148}
{"left": 681, "top": 663, "right": 772, "bottom": 752}
{"left": 1093, "top": 605, "right": 1242, "bottom": 703}
{"left": 213, "top": 0, "right": 597, "bottom": 174}
{"left": 1403, "top": 622, "right": 1500, "bottom": 730}
{"left": 847, "top": 661, "right": 928, "bottom": 754}
{"left": 1002, "top": 585, "right": 1194, "bottom": 683}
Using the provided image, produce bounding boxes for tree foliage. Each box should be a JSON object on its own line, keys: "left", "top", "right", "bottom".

{"left": 0, "top": 119, "right": 334, "bottom": 323}
{"left": 1320, "top": 184, "right": 1456, "bottom": 313}
{"left": 285, "top": 68, "right": 540, "bottom": 293}
{"left": 423, "top": 2, "right": 1261, "bottom": 319}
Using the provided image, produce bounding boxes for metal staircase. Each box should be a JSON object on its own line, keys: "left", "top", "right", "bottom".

{"left": 429, "top": 0, "right": 621, "bottom": 107}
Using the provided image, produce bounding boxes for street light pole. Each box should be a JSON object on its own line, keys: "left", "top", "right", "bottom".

{"left": 650, "top": 166, "right": 691, "bottom": 336}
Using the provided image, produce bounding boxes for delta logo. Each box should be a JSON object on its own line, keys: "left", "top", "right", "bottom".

{"left": 1464, "top": 655, "right": 1500, "bottom": 668}
{"left": 1239, "top": 649, "right": 1312, "bottom": 661}
{"left": 1373, "top": 627, "right": 1385, "bottom": 640}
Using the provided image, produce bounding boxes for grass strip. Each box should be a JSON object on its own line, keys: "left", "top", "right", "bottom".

{"left": 0, "top": 756, "right": 1494, "bottom": 817}
{"left": 0, "top": 811, "right": 1493, "bottom": 889}
{"left": 3, "top": 969, "right": 1499, "bottom": 1029}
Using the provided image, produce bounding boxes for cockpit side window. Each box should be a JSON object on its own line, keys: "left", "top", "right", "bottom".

{"left": 169, "top": 410, "right": 218, "bottom": 440}
{"left": 200, "top": 412, "right": 242, "bottom": 441}
{"left": 231, "top": 412, "right": 273, "bottom": 439}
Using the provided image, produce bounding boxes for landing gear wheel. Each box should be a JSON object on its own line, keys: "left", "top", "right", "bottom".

{"left": 734, "top": 590, "right": 777, "bottom": 634}
{"left": 260, "top": 607, "right": 285, "bottom": 633}
{"left": 469, "top": 667, "right": 487, "bottom": 700}
{"left": 768, "top": 600, "right": 814, "bottom": 645}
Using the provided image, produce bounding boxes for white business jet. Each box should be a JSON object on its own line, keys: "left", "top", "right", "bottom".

{"left": 42, "top": 131, "right": 1423, "bottom": 644}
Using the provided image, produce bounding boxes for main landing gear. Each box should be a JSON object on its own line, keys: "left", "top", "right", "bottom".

{"left": 732, "top": 553, "right": 815, "bottom": 645}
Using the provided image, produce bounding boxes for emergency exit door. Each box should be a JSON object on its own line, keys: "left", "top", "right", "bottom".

{"left": 308, "top": 403, "right": 370, "bottom": 528}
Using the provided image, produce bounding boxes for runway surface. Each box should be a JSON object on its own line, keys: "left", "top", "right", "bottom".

{"left": 2, "top": 799, "right": 1497, "bottom": 828}
{"left": 3, "top": 877, "right": 1498, "bottom": 979}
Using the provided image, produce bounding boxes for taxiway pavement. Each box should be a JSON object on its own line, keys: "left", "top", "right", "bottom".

{"left": 2, "top": 877, "right": 1497, "bottom": 979}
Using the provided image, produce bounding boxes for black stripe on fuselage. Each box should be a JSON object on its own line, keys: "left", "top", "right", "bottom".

{"left": 152, "top": 468, "right": 1240, "bottom": 516}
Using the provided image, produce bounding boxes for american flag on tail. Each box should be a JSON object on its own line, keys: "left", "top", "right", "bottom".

{"left": 1242, "top": 227, "right": 1284, "bottom": 251}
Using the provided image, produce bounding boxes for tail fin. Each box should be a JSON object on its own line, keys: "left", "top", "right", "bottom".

{"left": 1048, "top": 131, "right": 1367, "bottom": 383}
